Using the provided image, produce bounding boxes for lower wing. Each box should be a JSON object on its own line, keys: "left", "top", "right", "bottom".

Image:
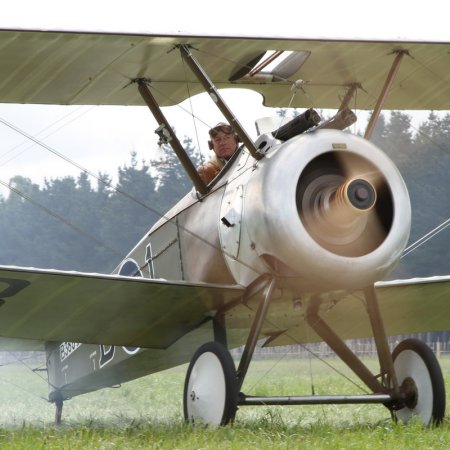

{"left": 0, "top": 265, "right": 243, "bottom": 350}
{"left": 1, "top": 265, "right": 448, "bottom": 352}
{"left": 263, "top": 276, "right": 450, "bottom": 348}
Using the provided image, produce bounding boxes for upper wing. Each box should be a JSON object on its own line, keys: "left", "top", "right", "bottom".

{"left": 0, "top": 265, "right": 243, "bottom": 349}
{"left": 0, "top": 29, "right": 448, "bottom": 110}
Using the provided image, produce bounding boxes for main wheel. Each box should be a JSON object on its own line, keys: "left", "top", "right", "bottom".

{"left": 183, "top": 341, "right": 238, "bottom": 426}
{"left": 392, "top": 338, "right": 446, "bottom": 425}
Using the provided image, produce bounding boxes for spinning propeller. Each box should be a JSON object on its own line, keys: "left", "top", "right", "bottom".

{"left": 296, "top": 151, "right": 393, "bottom": 257}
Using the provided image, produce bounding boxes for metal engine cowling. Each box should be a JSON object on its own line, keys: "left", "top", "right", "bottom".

{"left": 240, "top": 129, "right": 411, "bottom": 290}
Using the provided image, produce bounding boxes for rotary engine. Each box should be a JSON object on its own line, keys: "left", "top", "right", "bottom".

{"left": 240, "top": 129, "right": 411, "bottom": 290}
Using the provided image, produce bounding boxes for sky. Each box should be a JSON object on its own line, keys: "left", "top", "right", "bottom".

{"left": 0, "top": 0, "right": 448, "bottom": 195}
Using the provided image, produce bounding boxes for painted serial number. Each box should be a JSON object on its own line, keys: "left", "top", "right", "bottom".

{"left": 59, "top": 342, "right": 82, "bottom": 362}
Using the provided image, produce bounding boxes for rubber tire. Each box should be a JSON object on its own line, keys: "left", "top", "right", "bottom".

{"left": 183, "top": 341, "right": 238, "bottom": 426}
{"left": 392, "top": 338, "right": 446, "bottom": 426}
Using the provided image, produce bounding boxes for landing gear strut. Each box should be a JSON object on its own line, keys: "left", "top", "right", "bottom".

{"left": 183, "top": 279, "right": 446, "bottom": 427}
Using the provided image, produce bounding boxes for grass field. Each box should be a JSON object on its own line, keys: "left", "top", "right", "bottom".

{"left": 0, "top": 355, "right": 449, "bottom": 449}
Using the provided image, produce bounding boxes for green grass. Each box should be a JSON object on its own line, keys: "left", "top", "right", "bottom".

{"left": 0, "top": 356, "right": 449, "bottom": 448}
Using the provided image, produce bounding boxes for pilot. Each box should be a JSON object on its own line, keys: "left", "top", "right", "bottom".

{"left": 197, "top": 122, "right": 240, "bottom": 184}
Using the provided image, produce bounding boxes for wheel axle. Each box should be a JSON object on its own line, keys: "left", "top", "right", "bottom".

{"left": 239, "top": 393, "right": 392, "bottom": 406}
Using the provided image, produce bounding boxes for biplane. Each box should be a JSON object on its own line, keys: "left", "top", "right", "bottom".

{"left": 0, "top": 28, "right": 449, "bottom": 427}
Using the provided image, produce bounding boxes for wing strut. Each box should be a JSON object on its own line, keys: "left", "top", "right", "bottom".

{"left": 338, "top": 83, "right": 361, "bottom": 112}
{"left": 136, "top": 79, "right": 208, "bottom": 195}
{"left": 179, "top": 45, "right": 262, "bottom": 161}
{"left": 364, "top": 50, "right": 408, "bottom": 140}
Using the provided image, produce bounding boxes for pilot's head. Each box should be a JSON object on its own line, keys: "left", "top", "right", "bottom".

{"left": 208, "top": 122, "right": 240, "bottom": 160}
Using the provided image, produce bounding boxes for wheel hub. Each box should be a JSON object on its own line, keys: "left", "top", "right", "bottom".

{"left": 400, "top": 377, "right": 418, "bottom": 409}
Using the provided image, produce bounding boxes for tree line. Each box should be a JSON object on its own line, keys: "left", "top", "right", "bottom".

{"left": 0, "top": 136, "right": 202, "bottom": 273}
{"left": 0, "top": 111, "right": 449, "bottom": 279}
{"left": 371, "top": 111, "right": 450, "bottom": 279}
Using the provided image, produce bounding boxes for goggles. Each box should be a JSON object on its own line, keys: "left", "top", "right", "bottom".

{"left": 209, "top": 123, "right": 233, "bottom": 137}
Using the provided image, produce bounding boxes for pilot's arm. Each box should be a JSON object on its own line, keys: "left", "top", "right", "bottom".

{"left": 197, "top": 157, "right": 223, "bottom": 184}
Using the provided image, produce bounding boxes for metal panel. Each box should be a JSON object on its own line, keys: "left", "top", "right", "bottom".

{"left": 220, "top": 184, "right": 243, "bottom": 258}
{"left": 148, "top": 218, "right": 183, "bottom": 281}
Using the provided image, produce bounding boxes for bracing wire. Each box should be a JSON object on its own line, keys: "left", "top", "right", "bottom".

{"left": 0, "top": 375, "right": 48, "bottom": 403}
{"left": 0, "top": 114, "right": 265, "bottom": 278}
{"left": 305, "top": 322, "right": 316, "bottom": 396}
{"left": 0, "top": 105, "right": 95, "bottom": 168}
{"left": 0, "top": 42, "right": 448, "bottom": 397}
{"left": 401, "top": 217, "right": 450, "bottom": 259}
{"left": 7, "top": 351, "right": 49, "bottom": 389}
{"left": 394, "top": 116, "right": 450, "bottom": 260}
{"left": 0, "top": 177, "right": 124, "bottom": 260}
{"left": 0, "top": 352, "right": 50, "bottom": 402}
{"left": 0, "top": 110, "right": 368, "bottom": 395}
{"left": 238, "top": 290, "right": 372, "bottom": 396}
{"left": 174, "top": 47, "right": 450, "bottom": 392}
{"left": 179, "top": 53, "right": 205, "bottom": 165}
